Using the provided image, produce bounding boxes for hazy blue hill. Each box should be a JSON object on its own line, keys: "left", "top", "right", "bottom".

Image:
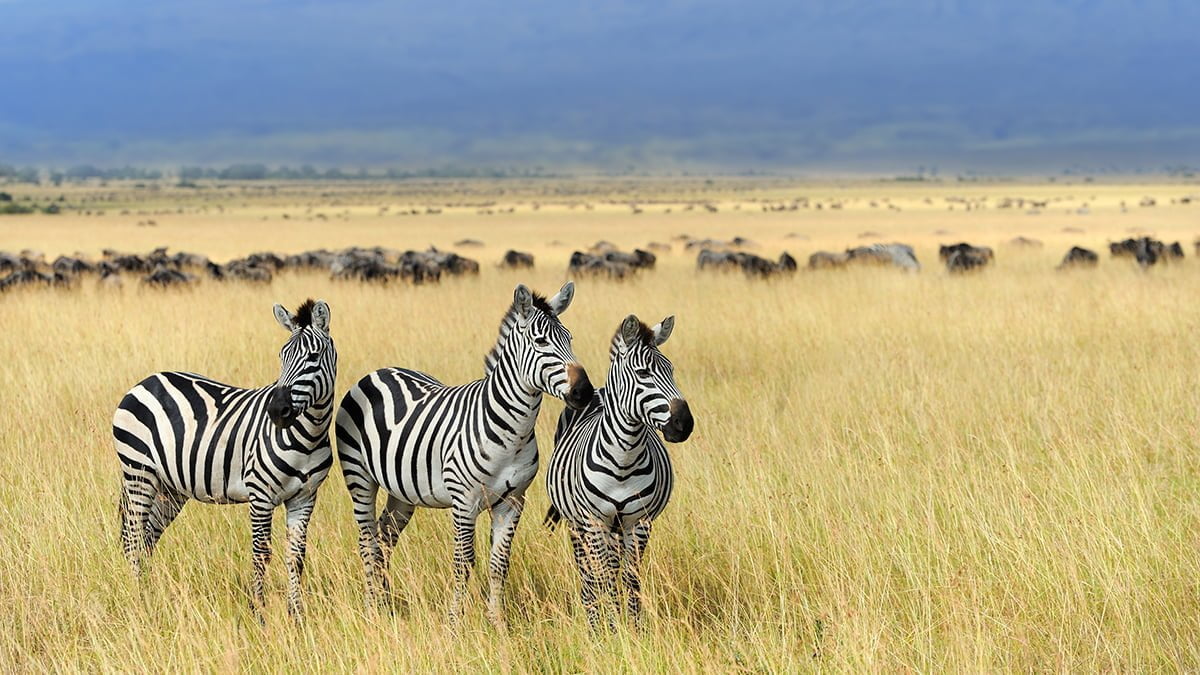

{"left": 2, "top": 0, "right": 1198, "bottom": 170}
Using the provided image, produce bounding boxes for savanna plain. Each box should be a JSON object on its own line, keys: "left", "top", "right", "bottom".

{"left": 2, "top": 177, "right": 1200, "bottom": 672}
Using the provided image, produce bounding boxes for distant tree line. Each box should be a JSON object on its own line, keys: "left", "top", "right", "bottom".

{"left": 2, "top": 162, "right": 560, "bottom": 185}
{"left": 178, "top": 164, "right": 559, "bottom": 181}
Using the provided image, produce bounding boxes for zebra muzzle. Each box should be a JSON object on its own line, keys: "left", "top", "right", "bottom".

{"left": 267, "top": 386, "right": 298, "bottom": 427}
{"left": 564, "top": 364, "right": 594, "bottom": 410}
{"left": 662, "top": 398, "right": 694, "bottom": 442}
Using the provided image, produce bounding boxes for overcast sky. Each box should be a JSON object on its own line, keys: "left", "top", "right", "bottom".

{"left": 2, "top": 0, "right": 1198, "bottom": 171}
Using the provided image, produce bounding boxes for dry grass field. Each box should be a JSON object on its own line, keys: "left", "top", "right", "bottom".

{"left": 2, "top": 177, "right": 1200, "bottom": 671}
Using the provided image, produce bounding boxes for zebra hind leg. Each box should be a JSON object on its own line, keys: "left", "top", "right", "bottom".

{"left": 144, "top": 488, "right": 188, "bottom": 557}
{"left": 347, "top": 480, "right": 387, "bottom": 611}
{"left": 377, "top": 496, "right": 415, "bottom": 610}
{"left": 119, "top": 474, "right": 158, "bottom": 577}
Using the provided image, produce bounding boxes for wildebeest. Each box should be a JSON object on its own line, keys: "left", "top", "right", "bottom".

{"left": 500, "top": 250, "right": 535, "bottom": 269}
{"left": 0, "top": 269, "right": 56, "bottom": 292}
{"left": 808, "top": 251, "right": 849, "bottom": 269}
{"left": 695, "top": 249, "right": 795, "bottom": 278}
{"left": 142, "top": 264, "right": 197, "bottom": 287}
{"left": 1109, "top": 237, "right": 1166, "bottom": 267}
{"left": 940, "top": 243, "right": 994, "bottom": 273}
{"left": 845, "top": 243, "right": 920, "bottom": 271}
{"left": 939, "top": 243, "right": 993, "bottom": 273}
{"left": 1057, "top": 246, "right": 1099, "bottom": 270}
{"left": 604, "top": 249, "right": 656, "bottom": 270}
{"left": 569, "top": 251, "right": 632, "bottom": 279}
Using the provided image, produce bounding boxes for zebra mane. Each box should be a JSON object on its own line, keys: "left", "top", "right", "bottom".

{"left": 484, "top": 292, "right": 553, "bottom": 375}
{"left": 292, "top": 299, "right": 317, "bottom": 328}
{"left": 612, "top": 319, "right": 656, "bottom": 349}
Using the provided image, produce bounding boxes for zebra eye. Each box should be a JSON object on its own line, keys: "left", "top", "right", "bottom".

{"left": 635, "top": 368, "right": 652, "bottom": 379}
{"left": 534, "top": 337, "right": 550, "bottom": 347}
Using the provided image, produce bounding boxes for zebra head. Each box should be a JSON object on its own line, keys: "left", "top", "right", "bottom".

{"left": 610, "top": 314, "right": 694, "bottom": 442}
{"left": 267, "top": 299, "right": 337, "bottom": 427}
{"left": 505, "top": 282, "right": 593, "bottom": 409}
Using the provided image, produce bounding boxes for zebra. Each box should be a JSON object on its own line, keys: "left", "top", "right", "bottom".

{"left": 112, "top": 299, "right": 337, "bottom": 620}
{"left": 544, "top": 313, "right": 694, "bottom": 630}
{"left": 334, "top": 282, "right": 593, "bottom": 628}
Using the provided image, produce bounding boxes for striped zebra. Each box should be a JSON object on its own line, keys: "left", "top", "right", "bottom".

{"left": 335, "top": 282, "right": 593, "bottom": 628}
{"left": 544, "top": 314, "right": 694, "bottom": 629}
{"left": 112, "top": 299, "right": 337, "bottom": 619}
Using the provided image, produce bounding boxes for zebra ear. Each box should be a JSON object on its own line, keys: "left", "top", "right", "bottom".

{"left": 547, "top": 281, "right": 574, "bottom": 316}
{"left": 619, "top": 314, "right": 641, "bottom": 353}
{"left": 273, "top": 303, "right": 296, "bottom": 332}
{"left": 513, "top": 284, "right": 533, "bottom": 322}
{"left": 652, "top": 315, "right": 674, "bottom": 346}
{"left": 311, "top": 300, "right": 331, "bottom": 332}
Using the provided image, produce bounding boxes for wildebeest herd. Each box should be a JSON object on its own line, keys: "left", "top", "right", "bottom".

{"left": 0, "top": 233, "right": 1194, "bottom": 293}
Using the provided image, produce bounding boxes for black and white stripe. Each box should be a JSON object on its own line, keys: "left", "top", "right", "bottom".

{"left": 544, "top": 314, "right": 694, "bottom": 629}
{"left": 335, "top": 282, "right": 593, "bottom": 627}
{"left": 112, "top": 299, "right": 337, "bottom": 619}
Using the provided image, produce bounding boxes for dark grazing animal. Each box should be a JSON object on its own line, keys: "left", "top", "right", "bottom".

{"left": 500, "top": 250, "right": 535, "bottom": 269}
{"left": 1057, "top": 246, "right": 1099, "bottom": 270}
{"left": 940, "top": 243, "right": 993, "bottom": 273}
{"left": 1109, "top": 237, "right": 1165, "bottom": 267}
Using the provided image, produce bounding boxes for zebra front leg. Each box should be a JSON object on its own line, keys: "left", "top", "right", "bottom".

{"left": 621, "top": 520, "right": 652, "bottom": 628}
{"left": 119, "top": 475, "right": 158, "bottom": 577}
{"left": 485, "top": 494, "right": 525, "bottom": 631}
{"left": 569, "top": 525, "right": 612, "bottom": 631}
{"left": 284, "top": 495, "right": 316, "bottom": 622}
{"left": 447, "top": 505, "right": 478, "bottom": 627}
{"left": 248, "top": 498, "right": 274, "bottom": 620}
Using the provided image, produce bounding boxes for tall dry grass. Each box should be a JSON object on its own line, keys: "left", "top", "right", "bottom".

{"left": 1, "top": 180, "right": 1199, "bottom": 671}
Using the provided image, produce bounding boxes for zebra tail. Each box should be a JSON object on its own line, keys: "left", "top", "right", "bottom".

{"left": 118, "top": 488, "right": 129, "bottom": 533}
{"left": 543, "top": 505, "right": 562, "bottom": 530}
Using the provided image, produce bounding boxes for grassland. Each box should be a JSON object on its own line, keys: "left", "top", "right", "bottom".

{"left": 1, "top": 177, "right": 1200, "bottom": 672}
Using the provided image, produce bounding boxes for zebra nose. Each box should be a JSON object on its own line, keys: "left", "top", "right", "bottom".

{"left": 267, "top": 386, "right": 297, "bottom": 426}
{"left": 564, "top": 364, "right": 593, "bottom": 410}
{"left": 662, "top": 398, "right": 693, "bottom": 442}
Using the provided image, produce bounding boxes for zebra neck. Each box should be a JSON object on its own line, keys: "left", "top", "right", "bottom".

{"left": 481, "top": 350, "right": 543, "bottom": 445}
{"left": 596, "top": 387, "right": 650, "bottom": 464}
{"left": 268, "top": 391, "right": 334, "bottom": 452}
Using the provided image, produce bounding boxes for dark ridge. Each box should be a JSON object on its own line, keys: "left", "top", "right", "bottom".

{"left": 293, "top": 298, "right": 317, "bottom": 328}
{"left": 616, "top": 319, "right": 656, "bottom": 347}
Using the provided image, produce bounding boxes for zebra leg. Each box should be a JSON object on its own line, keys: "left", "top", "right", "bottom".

{"left": 144, "top": 487, "right": 188, "bottom": 556}
{"left": 248, "top": 497, "right": 274, "bottom": 618}
{"left": 119, "top": 474, "right": 158, "bottom": 577}
{"left": 485, "top": 494, "right": 525, "bottom": 631}
{"left": 589, "top": 526, "right": 620, "bottom": 631}
{"left": 569, "top": 525, "right": 612, "bottom": 631}
{"left": 348, "top": 479, "right": 387, "bottom": 610}
{"left": 377, "top": 496, "right": 415, "bottom": 575}
{"left": 283, "top": 494, "right": 316, "bottom": 622}
{"left": 447, "top": 504, "right": 478, "bottom": 626}
{"left": 620, "top": 520, "right": 652, "bottom": 628}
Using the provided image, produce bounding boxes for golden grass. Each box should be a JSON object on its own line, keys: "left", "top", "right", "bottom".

{"left": 2, "top": 178, "right": 1200, "bottom": 671}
